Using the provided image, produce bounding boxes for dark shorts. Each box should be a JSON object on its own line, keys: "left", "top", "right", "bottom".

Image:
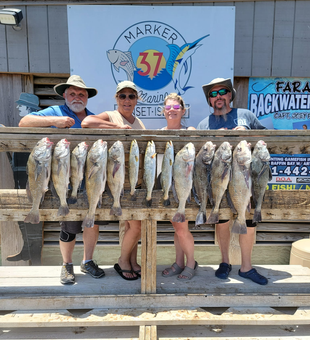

{"left": 218, "top": 220, "right": 258, "bottom": 228}
{"left": 60, "top": 221, "right": 108, "bottom": 234}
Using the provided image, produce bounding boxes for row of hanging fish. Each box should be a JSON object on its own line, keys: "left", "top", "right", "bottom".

{"left": 24, "top": 138, "right": 271, "bottom": 233}
{"left": 192, "top": 140, "right": 272, "bottom": 234}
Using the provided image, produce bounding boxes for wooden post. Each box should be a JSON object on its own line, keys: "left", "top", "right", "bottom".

{"left": 141, "top": 219, "right": 157, "bottom": 294}
{"left": 139, "top": 325, "right": 157, "bottom": 340}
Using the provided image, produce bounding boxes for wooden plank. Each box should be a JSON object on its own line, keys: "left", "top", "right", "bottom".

{"left": 6, "top": 6, "right": 28, "bottom": 72}
{"left": 292, "top": 1, "right": 310, "bottom": 77}
{"left": 1, "top": 189, "right": 310, "bottom": 222}
{"left": 48, "top": 5, "right": 70, "bottom": 74}
{"left": 234, "top": 2, "right": 254, "bottom": 77}
{"left": 1, "top": 306, "right": 310, "bottom": 328}
{"left": 252, "top": 1, "right": 274, "bottom": 77}
{"left": 271, "top": 1, "right": 295, "bottom": 77}
{"left": 0, "top": 8, "right": 7, "bottom": 73}
{"left": 27, "top": 6, "right": 50, "bottom": 73}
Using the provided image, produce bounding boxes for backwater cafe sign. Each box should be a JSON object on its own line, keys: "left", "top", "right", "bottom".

{"left": 67, "top": 5, "right": 235, "bottom": 129}
{"left": 248, "top": 77, "right": 310, "bottom": 190}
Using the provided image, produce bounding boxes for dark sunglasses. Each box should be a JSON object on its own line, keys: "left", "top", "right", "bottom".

{"left": 118, "top": 93, "right": 137, "bottom": 100}
{"left": 164, "top": 104, "right": 181, "bottom": 110}
{"left": 209, "top": 88, "right": 230, "bottom": 98}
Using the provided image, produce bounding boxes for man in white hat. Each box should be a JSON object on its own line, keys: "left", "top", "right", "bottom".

{"left": 19, "top": 75, "right": 105, "bottom": 285}
{"left": 197, "top": 77, "right": 268, "bottom": 285}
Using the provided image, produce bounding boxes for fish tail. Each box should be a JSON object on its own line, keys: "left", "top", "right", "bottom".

{"left": 82, "top": 213, "right": 95, "bottom": 228}
{"left": 172, "top": 212, "right": 186, "bottom": 223}
{"left": 110, "top": 205, "right": 122, "bottom": 216}
{"left": 24, "top": 209, "right": 40, "bottom": 224}
{"left": 130, "top": 193, "right": 137, "bottom": 201}
{"left": 146, "top": 198, "right": 152, "bottom": 207}
{"left": 67, "top": 195, "right": 77, "bottom": 204}
{"left": 163, "top": 198, "right": 171, "bottom": 206}
{"left": 206, "top": 209, "right": 219, "bottom": 224}
{"left": 252, "top": 209, "right": 262, "bottom": 223}
{"left": 231, "top": 218, "right": 247, "bottom": 235}
{"left": 57, "top": 204, "right": 70, "bottom": 217}
{"left": 195, "top": 211, "right": 206, "bottom": 226}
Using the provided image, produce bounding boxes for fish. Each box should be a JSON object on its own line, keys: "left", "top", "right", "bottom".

{"left": 107, "top": 141, "right": 125, "bottom": 216}
{"left": 129, "top": 139, "right": 139, "bottom": 200}
{"left": 251, "top": 140, "right": 272, "bottom": 223}
{"left": 227, "top": 140, "right": 252, "bottom": 234}
{"left": 172, "top": 142, "right": 195, "bottom": 223}
{"left": 82, "top": 140, "right": 108, "bottom": 228}
{"left": 166, "top": 34, "right": 210, "bottom": 95}
{"left": 68, "top": 142, "right": 88, "bottom": 204}
{"left": 143, "top": 141, "right": 157, "bottom": 207}
{"left": 24, "top": 137, "right": 53, "bottom": 224}
{"left": 193, "top": 141, "right": 216, "bottom": 226}
{"left": 107, "top": 49, "right": 136, "bottom": 82}
{"left": 51, "top": 138, "right": 71, "bottom": 217}
{"left": 161, "top": 141, "right": 174, "bottom": 206}
{"left": 207, "top": 142, "right": 232, "bottom": 224}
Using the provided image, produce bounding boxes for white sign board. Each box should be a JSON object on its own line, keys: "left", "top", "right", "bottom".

{"left": 67, "top": 5, "right": 235, "bottom": 129}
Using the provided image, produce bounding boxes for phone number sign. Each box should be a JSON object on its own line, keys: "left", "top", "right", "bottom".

{"left": 267, "top": 154, "right": 310, "bottom": 190}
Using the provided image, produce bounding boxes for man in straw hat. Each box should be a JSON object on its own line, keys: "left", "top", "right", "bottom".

{"left": 19, "top": 75, "right": 105, "bottom": 284}
{"left": 197, "top": 77, "right": 268, "bottom": 285}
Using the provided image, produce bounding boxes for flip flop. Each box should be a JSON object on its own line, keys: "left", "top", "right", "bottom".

{"left": 114, "top": 263, "right": 138, "bottom": 281}
{"left": 133, "top": 269, "right": 141, "bottom": 278}
{"left": 177, "top": 261, "right": 198, "bottom": 281}
{"left": 162, "top": 262, "right": 184, "bottom": 277}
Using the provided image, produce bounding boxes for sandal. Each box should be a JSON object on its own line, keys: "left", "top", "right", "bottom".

{"left": 177, "top": 261, "right": 198, "bottom": 281}
{"left": 162, "top": 262, "right": 184, "bottom": 277}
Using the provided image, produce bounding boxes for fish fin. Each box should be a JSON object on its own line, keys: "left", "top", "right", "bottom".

{"left": 172, "top": 181, "right": 179, "bottom": 203}
{"left": 231, "top": 218, "right": 247, "bottom": 234}
{"left": 192, "top": 185, "right": 201, "bottom": 205}
{"left": 24, "top": 209, "right": 40, "bottom": 224}
{"left": 268, "top": 166, "right": 272, "bottom": 181}
{"left": 57, "top": 205, "right": 70, "bottom": 217}
{"left": 221, "top": 164, "right": 230, "bottom": 181}
{"left": 172, "top": 212, "right": 185, "bottom": 223}
{"left": 110, "top": 206, "right": 122, "bottom": 216}
{"left": 88, "top": 164, "right": 99, "bottom": 179}
{"left": 195, "top": 211, "right": 206, "bottom": 226}
{"left": 82, "top": 213, "right": 95, "bottom": 229}
{"left": 163, "top": 198, "right": 170, "bottom": 206}
{"left": 67, "top": 196, "right": 77, "bottom": 205}
{"left": 113, "top": 64, "right": 119, "bottom": 72}
{"left": 206, "top": 210, "right": 219, "bottom": 224}
{"left": 226, "top": 190, "right": 237, "bottom": 214}
{"left": 34, "top": 160, "right": 42, "bottom": 181}
{"left": 253, "top": 209, "right": 262, "bottom": 223}
{"left": 26, "top": 180, "right": 33, "bottom": 203}
{"left": 146, "top": 198, "right": 152, "bottom": 207}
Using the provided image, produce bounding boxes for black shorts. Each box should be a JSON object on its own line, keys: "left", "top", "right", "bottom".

{"left": 218, "top": 220, "right": 257, "bottom": 228}
{"left": 60, "top": 221, "right": 108, "bottom": 234}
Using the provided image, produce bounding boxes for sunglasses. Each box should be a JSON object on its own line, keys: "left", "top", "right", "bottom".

{"left": 164, "top": 104, "right": 181, "bottom": 110}
{"left": 118, "top": 94, "right": 137, "bottom": 100}
{"left": 209, "top": 88, "right": 230, "bottom": 98}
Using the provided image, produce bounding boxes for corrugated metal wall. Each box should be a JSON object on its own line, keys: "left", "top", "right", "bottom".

{"left": 0, "top": 1, "right": 310, "bottom": 77}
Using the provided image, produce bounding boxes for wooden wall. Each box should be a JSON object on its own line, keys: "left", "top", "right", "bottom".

{"left": 1, "top": 1, "right": 310, "bottom": 77}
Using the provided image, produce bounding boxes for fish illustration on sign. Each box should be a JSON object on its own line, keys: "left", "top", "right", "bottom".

{"left": 166, "top": 34, "right": 210, "bottom": 95}
{"left": 107, "top": 49, "right": 136, "bottom": 82}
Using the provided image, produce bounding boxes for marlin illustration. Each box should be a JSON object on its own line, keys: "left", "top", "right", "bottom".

{"left": 166, "top": 34, "right": 210, "bottom": 95}
{"left": 107, "top": 49, "right": 136, "bottom": 82}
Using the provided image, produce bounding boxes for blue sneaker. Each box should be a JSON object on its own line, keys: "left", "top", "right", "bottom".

{"left": 215, "top": 262, "right": 232, "bottom": 279}
{"left": 238, "top": 268, "right": 268, "bottom": 285}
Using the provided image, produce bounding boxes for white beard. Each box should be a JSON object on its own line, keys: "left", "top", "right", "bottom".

{"left": 66, "top": 100, "right": 86, "bottom": 113}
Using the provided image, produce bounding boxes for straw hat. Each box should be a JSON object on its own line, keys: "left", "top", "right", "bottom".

{"left": 116, "top": 80, "right": 138, "bottom": 94}
{"left": 54, "top": 75, "right": 98, "bottom": 98}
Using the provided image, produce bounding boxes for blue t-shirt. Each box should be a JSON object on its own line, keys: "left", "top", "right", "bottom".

{"left": 28, "top": 104, "right": 95, "bottom": 128}
{"left": 197, "top": 108, "right": 267, "bottom": 130}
